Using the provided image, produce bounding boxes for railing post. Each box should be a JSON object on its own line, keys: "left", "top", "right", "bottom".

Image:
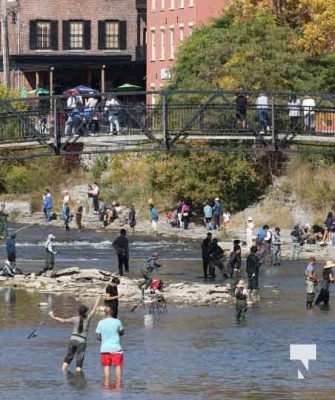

{"left": 271, "top": 96, "right": 275, "bottom": 146}
{"left": 162, "top": 92, "right": 170, "bottom": 151}
{"left": 53, "top": 96, "right": 60, "bottom": 155}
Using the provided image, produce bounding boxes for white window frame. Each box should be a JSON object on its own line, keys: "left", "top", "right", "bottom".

{"left": 179, "top": 24, "right": 184, "bottom": 43}
{"left": 152, "top": 0, "right": 156, "bottom": 11}
{"left": 189, "top": 0, "right": 194, "bottom": 6}
{"left": 188, "top": 22, "right": 194, "bottom": 36}
{"left": 179, "top": 0, "right": 184, "bottom": 9}
{"left": 161, "top": 0, "right": 165, "bottom": 10}
{"left": 160, "top": 27, "right": 165, "bottom": 60}
{"left": 151, "top": 28, "right": 156, "bottom": 61}
{"left": 169, "top": 26, "right": 175, "bottom": 60}
{"left": 170, "top": 0, "right": 175, "bottom": 9}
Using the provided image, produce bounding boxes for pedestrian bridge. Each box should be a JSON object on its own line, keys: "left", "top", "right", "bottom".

{"left": 1, "top": 89, "right": 335, "bottom": 159}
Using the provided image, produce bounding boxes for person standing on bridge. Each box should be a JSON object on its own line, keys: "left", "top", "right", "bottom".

{"left": 302, "top": 95, "right": 315, "bottom": 133}
{"left": 255, "top": 92, "right": 269, "bottom": 134}
{"left": 288, "top": 93, "right": 301, "bottom": 132}
{"left": 235, "top": 90, "right": 249, "bottom": 129}
{"left": 106, "top": 96, "right": 120, "bottom": 135}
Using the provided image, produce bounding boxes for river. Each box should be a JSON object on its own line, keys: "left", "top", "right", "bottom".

{"left": 0, "top": 223, "right": 335, "bottom": 400}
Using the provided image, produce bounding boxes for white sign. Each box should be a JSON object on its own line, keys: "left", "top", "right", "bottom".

{"left": 290, "top": 344, "right": 317, "bottom": 379}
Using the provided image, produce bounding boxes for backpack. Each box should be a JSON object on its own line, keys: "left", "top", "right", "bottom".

{"left": 150, "top": 279, "right": 163, "bottom": 291}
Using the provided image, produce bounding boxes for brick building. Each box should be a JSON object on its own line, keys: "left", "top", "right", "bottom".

{"left": 147, "top": 0, "right": 227, "bottom": 101}
{"left": 3, "top": 0, "right": 146, "bottom": 94}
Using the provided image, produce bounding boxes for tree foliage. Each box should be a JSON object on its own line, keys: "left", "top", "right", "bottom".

{"left": 104, "top": 150, "right": 271, "bottom": 213}
{"left": 170, "top": 4, "right": 315, "bottom": 91}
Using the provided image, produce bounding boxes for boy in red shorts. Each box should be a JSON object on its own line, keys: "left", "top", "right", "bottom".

{"left": 96, "top": 307, "right": 124, "bottom": 386}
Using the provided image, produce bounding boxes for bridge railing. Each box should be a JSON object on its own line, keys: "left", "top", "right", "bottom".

{"left": 0, "top": 91, "right": 335, "bottom": 144}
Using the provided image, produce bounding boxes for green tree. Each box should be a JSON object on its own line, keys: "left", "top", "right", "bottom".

{"left": 170, "top": 6, "right": 317, "bottom": 91}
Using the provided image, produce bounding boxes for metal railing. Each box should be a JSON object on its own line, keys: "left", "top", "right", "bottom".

{"left": 0, "top": 90, "right": 335, "bottom": 146}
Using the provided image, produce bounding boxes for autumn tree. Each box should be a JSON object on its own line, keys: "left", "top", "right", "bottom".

{"left": 170, "top": 7, "right": 316, "bottom": 91}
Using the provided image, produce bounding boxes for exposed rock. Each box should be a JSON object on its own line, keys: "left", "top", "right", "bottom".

{"left": 51, "top": 267, "right": 80, "bottom": 277}
{"left": 0, "top": 267, "right": 236, "bottom": 307}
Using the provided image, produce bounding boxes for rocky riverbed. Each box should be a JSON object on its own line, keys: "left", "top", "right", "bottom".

{"left": 1, "top": 198, "right": 335, "bottom": 308}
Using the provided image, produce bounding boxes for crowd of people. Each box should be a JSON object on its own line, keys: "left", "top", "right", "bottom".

{"left": 234, "top": 91, "right": 317, "bottom": 134}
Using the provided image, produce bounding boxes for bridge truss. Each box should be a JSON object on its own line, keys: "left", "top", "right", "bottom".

{"left": 1, "top": 89, "right": 335, "bottom": 160}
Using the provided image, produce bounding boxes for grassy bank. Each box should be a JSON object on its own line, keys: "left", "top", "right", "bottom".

{"left": 0, "top": 150, "right": 333, "bottom": 229}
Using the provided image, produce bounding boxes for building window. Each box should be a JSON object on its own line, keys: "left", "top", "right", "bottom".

{"left": 152, "top": 0, "right": 156, "bottom": 11}
{"left": 160, "top": 28, "right": 165, "bottom": 60}
{"left": 170, "top": 0, "right": 175, "bottom": 9}
{"left": 70, "top": 21, "right": 83, "bottom": 49}
{"left": 161, "top": 0, "right": 165, "bottom": 10}
{"left": 179, "top": 0, "right": 184, "bottom": 8}
{"left": 151, "top": 28, "right": 156, "bottom": 61}
{"left": 37, "top": 21, "right": 50, "bottom": 49}
{"left": 169, "top": 27, "right": 174, "bottom": 59}
{"left": 29, "top": 20, "right": 58, "bottom": 50}
{"left": 106, "top": 21, "right": 119, "bottom": 49}
{"left": 189, "top": 0, "right": 194, "bottom": 6}
{"left": 188, "top": 23, "right": 194, "bottom": 36}
{"left": 63, "top": 20, "right": 91, "bottom": 50}
{"left": 98, "top": 20, "right": 127, "bottom": 50}
{"left": 179, "top": 24, "right": 184, "bottom": 42}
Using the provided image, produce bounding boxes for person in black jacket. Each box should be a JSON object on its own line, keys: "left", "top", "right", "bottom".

{"left": 201, "top": 232, "right": 212, "bottom": 279}
{"left": 246, "top": 245, "right": 261, "bottom": 296}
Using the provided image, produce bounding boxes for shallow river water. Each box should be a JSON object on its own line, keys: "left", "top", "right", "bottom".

{"left": 0, "top": 224, "right": 335, "bottom": 400}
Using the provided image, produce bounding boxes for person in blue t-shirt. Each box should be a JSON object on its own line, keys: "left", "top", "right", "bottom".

{"left": 96, "top": 307, "right": 124, "bottom": 386}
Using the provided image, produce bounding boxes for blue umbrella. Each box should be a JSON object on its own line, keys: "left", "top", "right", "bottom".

{"left": 64, "top": 85, "right": 100, "bottom": 95}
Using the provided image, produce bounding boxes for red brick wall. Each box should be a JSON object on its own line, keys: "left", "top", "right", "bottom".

{"left": 146, "top": 0, "right": 227, "bottom": 93}
{"left": 8, "top": 0, "right": 142, "bottom": 59}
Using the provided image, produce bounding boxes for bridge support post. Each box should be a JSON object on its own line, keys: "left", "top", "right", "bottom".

{"left": 162, "top": 92, "right": 170, "bottom": 151}
{"left": 53, "top": 96, "right": 61, "bottom": 155}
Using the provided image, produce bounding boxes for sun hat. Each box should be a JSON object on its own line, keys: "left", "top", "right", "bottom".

{"left": 247, "top": 216, "right": 253, "bottom": 221}
{"left": 323, "top": 261, "right": 335, "bottom": 269}
{"left": 47, "top": 234, "right": 55, "bottom": 240}
{"left": 215, "top": 197, "right": 220, "bottom": 201}
{"left": 237, "top": 279, "right": 247, "bottom": 288}
{"left": 152, "top": 252, "right": 160, "bottom": 258}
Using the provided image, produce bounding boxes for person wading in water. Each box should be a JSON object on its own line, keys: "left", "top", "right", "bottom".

{"left": 49, "top": 296, "right": 100, "bottom": 372}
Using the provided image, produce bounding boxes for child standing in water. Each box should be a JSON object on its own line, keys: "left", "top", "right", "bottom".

{"left": 49, "top": 296, "right": 100, "bottom": 372}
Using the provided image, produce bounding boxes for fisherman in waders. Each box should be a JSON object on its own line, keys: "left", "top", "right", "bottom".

{"left": 305, "top": 257, "right": 318, "bottom": 309}
{"left": 315, "top": 260, "right": 335, "bottom": 310}
{"left": 246, "top": 245, "right": 261, "bottom": 301}
{"left": 235, "top": 280, "right": 248, "bottom": 322}
{"left": 43, "top": 234, "right": 57, "bottom": 274}
{"left": 227, "top": 243, "right": 242, "bottom": 294}
{"left": 201, "top": 232, "right": 212, "bottom": 279}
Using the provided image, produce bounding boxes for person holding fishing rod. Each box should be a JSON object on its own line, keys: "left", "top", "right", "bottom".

{"left": 49, "top": 295, "right": 101, "bottom": 372}
{"left": 43, "top": 234, "right": 57, "bottom": 274}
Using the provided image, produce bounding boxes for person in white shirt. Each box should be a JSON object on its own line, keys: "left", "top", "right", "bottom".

{"left": 222, "top": 211, "right": 231, "bottom": 230}
{"left": 255, "top": 93, "right": 269, "bottom": 133}
{"left": 302, "top": 95, "right": 316, "bottom": 132}
{"left": 106, "top": 96, "right": 120, "bottom": 134}
{"left": 288, "top": 94, "right": 301, "bottom": 132}
{"left": 245, "top": 216, "right": 254, "bottom": 249}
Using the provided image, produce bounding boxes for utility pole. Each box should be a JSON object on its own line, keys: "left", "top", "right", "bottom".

{"left": 1, "top": 0, "right": 10, "bottom": 88}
